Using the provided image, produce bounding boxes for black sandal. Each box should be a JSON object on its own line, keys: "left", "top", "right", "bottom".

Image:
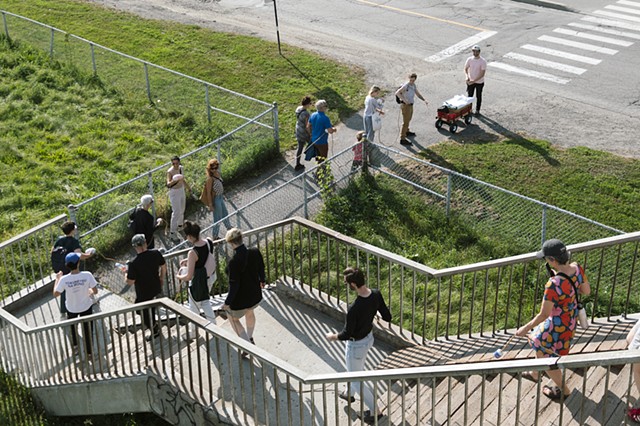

{"left": 543, "top": 385, "right": 562, "bottom": 400}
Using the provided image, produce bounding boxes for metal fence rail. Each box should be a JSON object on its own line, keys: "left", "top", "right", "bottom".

{"left": 367, "top": 141, "right": 623, "bottom": 251}
{"left": 0, "top": 214, "right": 68, "bottom": 308}
{"left": 1, "top": 218, "right": 639, "bottom": 425}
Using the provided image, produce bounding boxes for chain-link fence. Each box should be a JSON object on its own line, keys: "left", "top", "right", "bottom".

{"left": 367, "top": 141, "right": 623, "bottom": 251}
{"left": 71, "top": 115, "right": 277, "bottom": 255}
{"left": 0, "top": 10, "right": 275, "bottom": 132}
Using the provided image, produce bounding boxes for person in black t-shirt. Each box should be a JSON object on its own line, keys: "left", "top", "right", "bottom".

{"left": 222, "top": 228, "right": 265, "bottom": 347}
{"left": 51, "top": 221, "right": 95, "bottom": 318}
{"left": 130, "top": 195, "right": 164, "bottom": 249}
{"left": 125, "top": 233, "right": 167, "bottom": 340}
{"left": 326, "top": 267, "right": 391, "bottom": 425}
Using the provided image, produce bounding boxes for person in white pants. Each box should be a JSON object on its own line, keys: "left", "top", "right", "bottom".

{"left": 176, "top": 221, "right": 217, "bottom": 338}
{"left": 166, "top": 156, "right": 188, "bottom": 241}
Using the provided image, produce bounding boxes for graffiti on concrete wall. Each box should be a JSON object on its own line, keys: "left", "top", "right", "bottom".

{"left": 146, "top": 375, "right": 218, "bottom": 425}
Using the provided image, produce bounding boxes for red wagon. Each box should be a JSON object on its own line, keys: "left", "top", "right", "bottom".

{"left": 435, "top": 95, "right": 474, "bottom": 134}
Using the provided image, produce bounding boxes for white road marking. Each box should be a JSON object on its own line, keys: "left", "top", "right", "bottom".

{"left": 520, "top": 44, "right": 602, "bottom": 64}
{"left": 617, "top": 0, "right": 640, "bottom": 7}
{"left": 594, "top": 10, "right": 640, "bottom": 23}
{"left": 568, "top": 22, "right": 640, "bottom": 40}
{"left": 488, "top": 62, "right": 571, "bottom": 84}
{"left": 605, "top": 5, "right": 640, "bottom": 15}
{"left": 538, "top": 35, "right": 619, "bottom": 54}
{"left": 504, "top": 52, "right": 587, "bottom": 74}
{"left": 582, "top": 16, "right": 640, "bottom": 31}
{"left": 425, "top": 31, "right": 497, "bottom": 62}
{"left": 552, "top": 27, "right": 634, "bottom": 46}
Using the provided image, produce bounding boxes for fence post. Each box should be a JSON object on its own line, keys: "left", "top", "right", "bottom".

{"left": 272, "top": 102, "right": 280, "bottom": 151}
{"left": 144, "top": 62, "right": 152, "bottom": 104}
{"left": 90, "top": 43, "right": 97, "bottom": 75}
{"left": 303, "top": 172, "right": 308, "bottom": 219}
{"left": 216, "top": 141, "right": 222, "bottom": 166}
{"left": 68, "top": 204, "right": 78, "bottom": 230}
{"left": 205, "top": 84, "right": 211, "bottom": 124}
{"left": 2, "top": 12, "right": 9, "bottom": 39}
{"left": 541, "top": 205, "right": 547, "bottom": 245}
{"left": 445, "top": 173, "right": 452, "bottom": 217}
{"left": 49, "top": 28, "right": 54, "bottom": 58}
{"left": 362, "top": 137, "right": 369, "bottom": 175}
{"left": 147, "top": 172, "right": 156, "bottom": 219}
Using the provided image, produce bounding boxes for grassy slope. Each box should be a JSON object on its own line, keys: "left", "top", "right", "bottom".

{"left": 1, "top": 0, "right": 365, "bottom": 139}
{"left": 0, "top": 0, "right": 365, "bottom": 238}
{"left": 420, "top": 139, "right": 640, "bottom": 233}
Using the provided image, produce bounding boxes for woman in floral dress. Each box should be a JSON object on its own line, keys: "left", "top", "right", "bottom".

{"left": 516, "top": 239, "right": 590, "bottom": 400}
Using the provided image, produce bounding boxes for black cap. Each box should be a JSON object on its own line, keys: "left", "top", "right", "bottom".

{"left": 536, "top": 239, "right": 567, "bottom": 259}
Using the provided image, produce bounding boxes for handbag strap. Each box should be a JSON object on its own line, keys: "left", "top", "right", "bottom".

{"left": 553, "top": 271, "right": 581, "bottom": 305}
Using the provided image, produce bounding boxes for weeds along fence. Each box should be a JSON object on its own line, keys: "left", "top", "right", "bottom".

{"left": 366, "top": 141, "right": 623, "bottom": 252}
{"left": 0, "top": 10, "right": 277, "bottom": 133}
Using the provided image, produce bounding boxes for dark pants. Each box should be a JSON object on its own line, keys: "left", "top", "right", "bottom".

{"left": 67, "top": 306, "right": 94, "bottom": 355}
{"left": 467, "top": 82, "right": 485, "bottom": 112}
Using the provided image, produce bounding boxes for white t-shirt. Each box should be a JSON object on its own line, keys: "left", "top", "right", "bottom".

{"left": 55, "top": 271, "right": 97, "bottom": 313}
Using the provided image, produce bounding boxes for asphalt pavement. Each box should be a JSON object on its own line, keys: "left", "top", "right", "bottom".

{"left": 91, "top": 0, "right": 640, "bottom": 158}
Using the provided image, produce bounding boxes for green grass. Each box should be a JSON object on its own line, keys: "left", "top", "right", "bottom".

{"left": 419, "top": 138, "right": 640, "bottom": 233}
{"left": 1, "top": 0, "right": 365, "bottom": 146}
{"left": 0, "top": 370, "right": 166, "bottom": 425}
{"left": 0, "top": 0, "right": 366, "bottom": 239}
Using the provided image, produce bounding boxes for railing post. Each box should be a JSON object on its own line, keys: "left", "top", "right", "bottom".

{"left": 144, "top": 62, "right": 152, "bottom": 104}
{"left": 148, "top": 172, "right": 156, "bottom": 219}
{"left": 272, "top": 102, "right": 280, "bottom": 151}
{"left": 216, "top": 141, "right": 222, "bottom": 166}
{"left": 90, "top": 43, "right": 97, "bottom": 75}
{"left": 445, "top": 173, "right": 452, "bottom": 217}
{"left": 303, "top": 172, "right": 308, "bottom": 219}
{"left": 2, "top": 12, "right": 9, "bottom": 39}
{"left": 205, "top": 83, "right": 211, "bottom": 124}
{"left": 49, "top": 28, "right": 54, "bottom": 58}
{"left": 541, "top": 205, "right": 547, "bottom": 245}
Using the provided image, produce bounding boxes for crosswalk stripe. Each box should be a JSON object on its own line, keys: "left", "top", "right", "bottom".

{"left": 594, "top": 10, "right": 640, "bottom": 23}
{"left": 488, "top": 62, "right": 571, "bottom": 84}
{"left": 568, "top": 22, "right": 640, "bottom": 39}
{"left": 538, "top": 35, "right": 619, "bottom": 54}
{"left": 425, "top": 30, "right": 497, "bottom": 62}
{"left": 617, "top": 0, "right": 640, "bottom": 7}
{"left": 520, "top": 44, "right": 602, "bottom": 64}
{"left": 606, "top": 5, "right": 640, "bottom": 15}
{"left": 553, "top": 27, "right": 634, "bottom": 46}
{"left": 582, "top": 16, "right": 640, "bottom": 31}
{"left": 504, "top": 52, "right": 587, "bottom": 74}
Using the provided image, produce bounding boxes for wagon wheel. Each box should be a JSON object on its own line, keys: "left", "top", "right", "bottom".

{"left": 435, "top": 119, "right": 443, "bottom": 129}
{"left": 464, "top": 114, "right": 472, "bottom": 125}
{"left": 450, "top": 123, "right": 458, "bottom": 133}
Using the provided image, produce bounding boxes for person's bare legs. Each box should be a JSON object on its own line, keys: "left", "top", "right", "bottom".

{"left": 245, "top": 309, "right": 256, "bottom": 342}
{"left": 228, "top": 316, "right": 249, "bottom": 341}
{"left": 528, "top": 351, "right": 570, "bottom": 395}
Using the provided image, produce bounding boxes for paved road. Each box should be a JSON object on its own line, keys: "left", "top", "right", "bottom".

{"left": 91, "top": 0, "right": 640, "bottom": 158}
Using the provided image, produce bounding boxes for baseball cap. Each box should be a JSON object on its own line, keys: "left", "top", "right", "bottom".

{"left": 536, "top": 239, "right": 567, "bottom": 259}
{"left": 65, "top": 252, "right": 81, "bottom": 264}
{"left": 131, "top": 234, "right": 147, "bottom": 247}
{"left": 472, "top": 45, "right": 481, "bottom": 51}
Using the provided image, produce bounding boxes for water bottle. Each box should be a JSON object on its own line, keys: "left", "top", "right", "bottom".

{"left": 577, "top": 303, "right": 589, "bottom": 329}
{"left": 115, "top": 262, "right": 128, "bottom": 272}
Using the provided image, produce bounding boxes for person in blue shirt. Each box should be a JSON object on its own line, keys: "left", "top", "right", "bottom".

{"left": 307, "top": 99, "right": 336, "bottom": 163}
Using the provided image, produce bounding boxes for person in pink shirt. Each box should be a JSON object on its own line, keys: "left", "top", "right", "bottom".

{"left": 464, "top": 45, "right": 487, "bottom": 115}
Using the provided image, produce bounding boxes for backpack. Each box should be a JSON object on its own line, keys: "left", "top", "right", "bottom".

{"left": 395, "top": 86, "right": 404, "bottom": 104}
{"left": 127, "top": 208, "right": 137, "bottom": 233}
{"left": 51, "top": 246, "right": 68, "bottom": 274}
